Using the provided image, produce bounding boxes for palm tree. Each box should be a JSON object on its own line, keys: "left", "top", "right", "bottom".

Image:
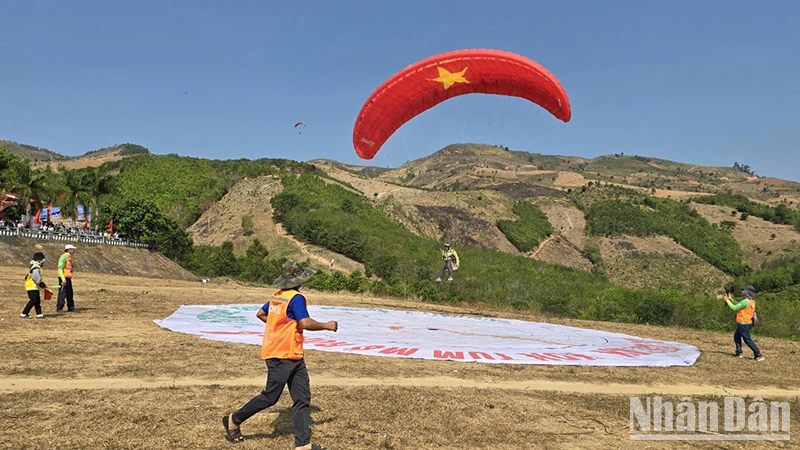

{"left": 84, "top": 167, "right": 115, "bottom": 227}
{"left": 0, "top": 147, "right": 19, "bottom": 186}
{"left": 58, "top": 169, "right": 91, "bottom": 226}
{"left": 9, "top": 162, "right": 50, "bottom": 225}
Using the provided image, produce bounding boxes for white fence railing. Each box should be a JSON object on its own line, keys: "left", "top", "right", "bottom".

{"left": 0, "top": 228, "right": 155, "bottom": 249}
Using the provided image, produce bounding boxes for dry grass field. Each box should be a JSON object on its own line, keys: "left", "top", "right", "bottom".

{"left": 2, "top": 267, "right": 800, "bottom": 449}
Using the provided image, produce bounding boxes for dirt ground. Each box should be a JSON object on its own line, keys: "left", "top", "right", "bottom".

{"left": 2, "top": 267, "right": 799, "bottom": 449}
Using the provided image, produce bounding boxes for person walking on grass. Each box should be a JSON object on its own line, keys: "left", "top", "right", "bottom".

{"left": 222, "top": 260, "right": 337, "bottom": 450}
{"left": 723, "top": 285, "right": 764, "bottom": 361}
{"left": 56, "top": 244, "right": 76, "bottom": 312}
{"left": 21, "top": 252, "right": 49, "bottom": 319}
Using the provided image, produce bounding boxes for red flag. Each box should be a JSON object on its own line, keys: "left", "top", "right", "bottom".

{"left": 107, "top": 219, "right": 113, "bottom": 233}
{"left": 82, "top": 217, "right": 89, "bottom": 230}
{"left": 33, "top": 209, "right": 41, "bottom": 225}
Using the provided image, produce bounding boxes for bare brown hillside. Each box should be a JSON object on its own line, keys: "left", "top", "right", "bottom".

{"left": 375, "top": 144, "right": 587, "bottom": 193}
{"left": 367, "top": 144, "right": 800, "bottom": 207}
{"left": 0, "top": 140, "right": 66, "bottom": 162}
{"left": 35, "top": 148, "right": 128, "bottom": 170}
{"left": 598, "top": 235, "right": 731, "bottom": 295}
{"left": 535, "top": 203, "right": 593, "bottom": 271}
{"left": 186, "top": 176, "right": 364, "bottom": 274}
{"left": 307, "top": 159, "right": 392, "bottom": 179}
{"left": 169, "top": 142, "right": 800, "bottom": 297}
{"left": 691, "top": 203, "right": 800, "bottom": 268}
{"left": 312, "top": 160, "right": 519, "bottom": 252}
{"left": 1, "top": 140, "right": 146, "bottom": 170}
{"left": 307, "top": 147, "right": 800, "bottom": 293}
{"left": 0, "top": 237, "right": 197, "bottom": 281}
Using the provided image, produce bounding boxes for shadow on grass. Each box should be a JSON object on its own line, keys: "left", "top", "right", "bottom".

{"left": 246, "top": 405, "right": 334, "bottom": 440}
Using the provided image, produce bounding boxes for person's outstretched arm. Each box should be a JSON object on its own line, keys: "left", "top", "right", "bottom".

{"left": 298, "top": 317, "right": 338, "bottom": 332}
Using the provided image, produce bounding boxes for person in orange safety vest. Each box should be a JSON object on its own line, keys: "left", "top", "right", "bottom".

{"left": 723, "top": 285, "right": 764, "bottom": 361}
{"left": 56, "top": 244, "right": 76, "bottom": 312}
{"left": 222, "top": 260, "right": 338, "bottom": 450}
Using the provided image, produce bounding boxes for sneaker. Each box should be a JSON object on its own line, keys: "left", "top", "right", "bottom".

{"left": 435, "top": 277, "right": 442, "bottom": 282}
{"left": 36, "top": 314, "right": 46, "bottom": 319}
{"left": 755, "top": 356, "right": 765, "bottom": 361}
{"left": 734, "top": 353, "right": 743, "bottom": 358}
{"left": 447, "top": 277, "right": 453, "bottom": 281}
{"left": 20, "top": 314, "right": 31, "bottom": 319}
{"left": 56, "top": 309, "right": 64, "bottom": 313}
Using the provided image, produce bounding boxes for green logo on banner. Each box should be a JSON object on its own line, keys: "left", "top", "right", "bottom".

{"left": 197, "top": 306, "right": 257, "bottom": 324}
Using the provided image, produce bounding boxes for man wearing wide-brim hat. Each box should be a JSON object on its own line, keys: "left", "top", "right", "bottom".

{"left": 723, "top": 285, "right": 764, "bottom": 361}
{"left": 222, "top": 260, "right": 337, "bottom": 450}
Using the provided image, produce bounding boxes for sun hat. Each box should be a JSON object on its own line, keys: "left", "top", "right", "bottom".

{"left": 272, "top": 260, "right": 317, "bottom": 289}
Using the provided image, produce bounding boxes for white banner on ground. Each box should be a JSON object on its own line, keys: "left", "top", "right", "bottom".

{"left": 154, "top": 304, "right": 701, "bottom": 366}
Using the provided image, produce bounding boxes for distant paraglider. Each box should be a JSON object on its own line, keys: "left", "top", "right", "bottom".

{"left": 294, "top": 122, "right": 307, "bottom": 134}
{"left": 352, "top": 49, "right": 572, "bottom": 160}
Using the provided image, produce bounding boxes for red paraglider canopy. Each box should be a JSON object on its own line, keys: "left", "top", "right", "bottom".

{"left": 294, "top": 122, "right": 306, "bottom": 128}
{"left": 352, "top": 49, "right": 571, "bottom": 160}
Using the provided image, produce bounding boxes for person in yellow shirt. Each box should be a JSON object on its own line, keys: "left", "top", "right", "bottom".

{"left": 435, "top": 243, "right": 460, "bottom": 282}
{"left": 21, "top": 252, "right": 49, "bottom": 319}
{"left": 222, "top": 260, "right": 337, "bottom": 450}
{"left": 723, "top": 285, "right": 764, "bottom": 361}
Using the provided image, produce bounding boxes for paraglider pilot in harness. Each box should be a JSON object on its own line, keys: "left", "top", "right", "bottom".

{"left": 435, "top": 243, "right": 460, "bottom": 282}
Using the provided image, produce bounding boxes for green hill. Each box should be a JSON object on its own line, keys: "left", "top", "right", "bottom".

{"left": 4, "top": 138, "right": 800, "bottom": 338}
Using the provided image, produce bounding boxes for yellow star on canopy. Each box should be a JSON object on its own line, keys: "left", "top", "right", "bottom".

{"left": 428, "top": 66, "right": 470, "bottom": 89}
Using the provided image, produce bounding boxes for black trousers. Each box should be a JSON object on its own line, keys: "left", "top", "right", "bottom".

{"left": 22, "top": 290, "right": 42, "bottom": 316}
{"left": 437, "top": 260, "right": 455, "bottom": 278}
{"left": 57, "top": 278, "right": 74, "bottom": 311}
{"left": 232, "top": 358, "right": 311, "bottom": 447}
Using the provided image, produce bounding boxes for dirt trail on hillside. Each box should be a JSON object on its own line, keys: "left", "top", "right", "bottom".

{"left": 3, "top": 375, "right": 799, "bottom": 398}
{"left": 187, "top": 176, "right": 364, "bottom": 273}
{"left": 539, "top": 204, "right": 586, "bottom": 250}
{"left": 274, "top": 222, "right": 339, "bottom": 269}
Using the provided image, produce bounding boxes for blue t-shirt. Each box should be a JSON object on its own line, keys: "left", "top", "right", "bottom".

{"left": 261, "top": 293, "right": 310, "bottom": 321}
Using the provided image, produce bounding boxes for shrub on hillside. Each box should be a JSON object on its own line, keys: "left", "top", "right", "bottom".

{"left": 585, "top": 197, "right": 746, "bottom": 276}
{"left": 496, "top": 201, "right": 553, "bottom": 252}
{"left": 694, "top": 192, "right": 800, "bottom": 232}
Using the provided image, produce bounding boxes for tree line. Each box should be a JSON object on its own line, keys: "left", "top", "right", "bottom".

{"left": 0, "top": 149, "right": 115, "bottom": 226}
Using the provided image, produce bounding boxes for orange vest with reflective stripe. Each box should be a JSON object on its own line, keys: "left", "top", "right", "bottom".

{"left": 260, "top": 289, "right": 305, "bottom": 360}
{"left": 62, "top": 253, "right": 73, "bottom": 278}
{"left": 736, "top": 299, "right": 756, "bottom": 324}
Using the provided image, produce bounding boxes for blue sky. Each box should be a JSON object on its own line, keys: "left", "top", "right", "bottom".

{"left": 1, "top": 1, "right": 798, "bottom": 180}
